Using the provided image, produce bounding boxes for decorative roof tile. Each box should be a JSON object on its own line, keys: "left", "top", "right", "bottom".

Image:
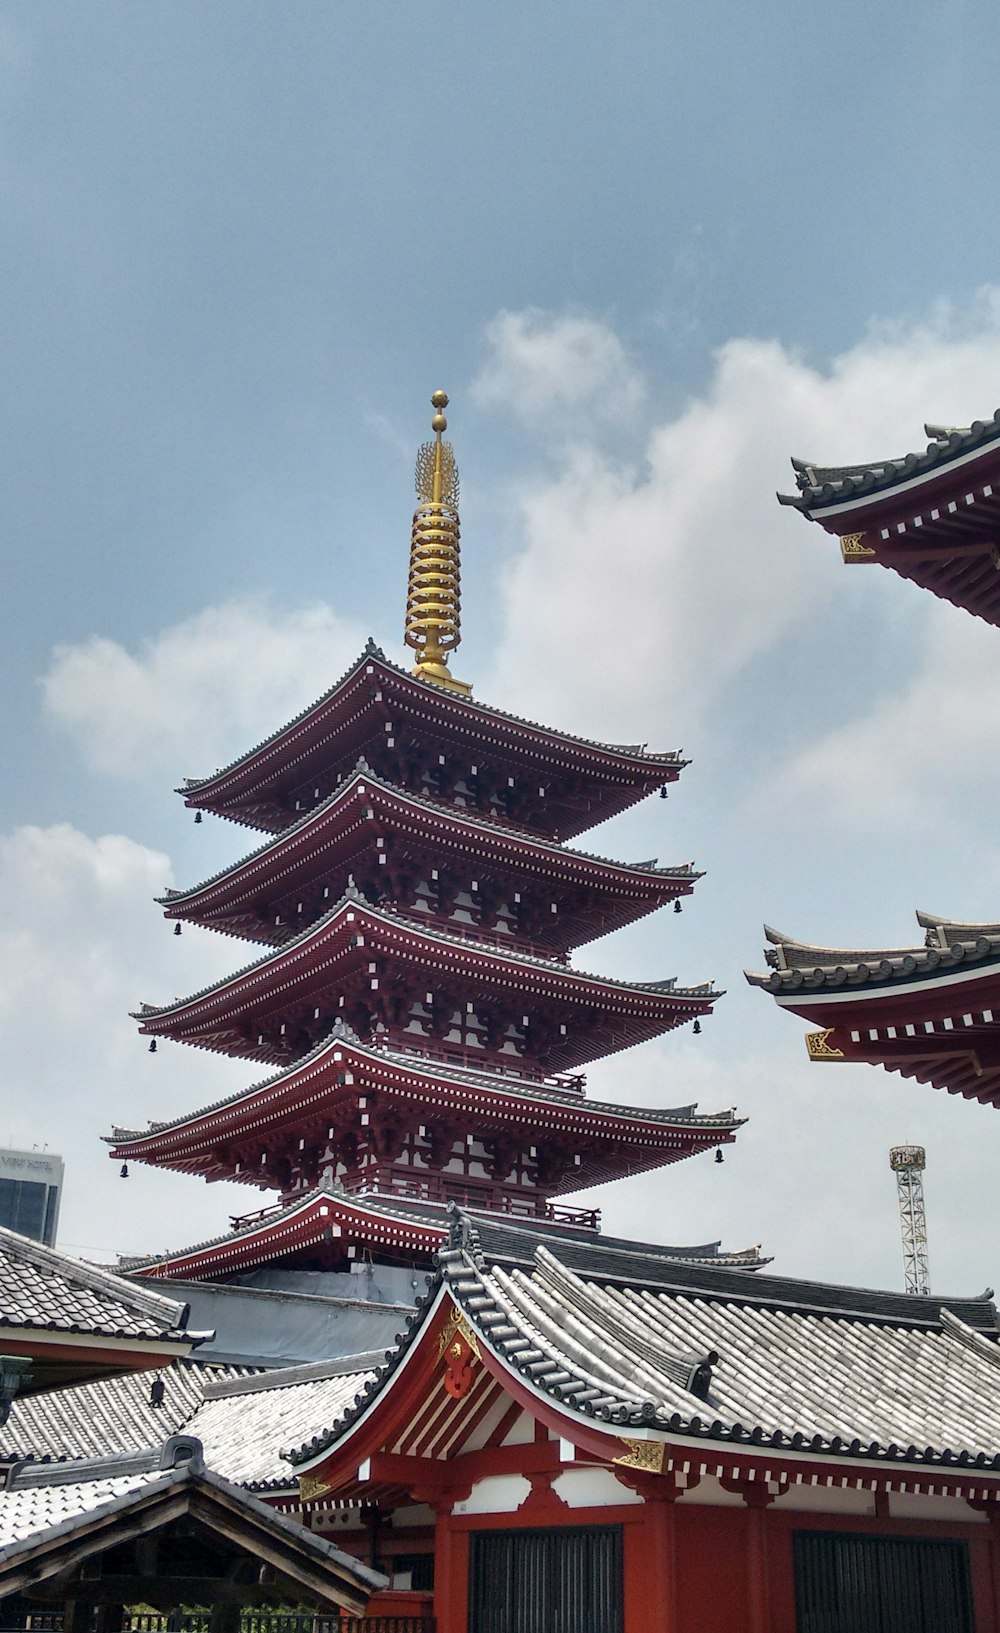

{"left": 0, "top": 1226, "right": 197, "bottom": 1346}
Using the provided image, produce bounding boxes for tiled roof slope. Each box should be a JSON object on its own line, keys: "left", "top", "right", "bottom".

{"left": 0, "top": 1442, "right": 387, "bottom": 1604}
{"left": 747, "top": 913, "right": 1000, "bottom": 996}
{"left": 289, "top": 1216, "right": 1000, "bottom": 1471}
{"left": 0, "top": 1357, "right": 380, "bottom": 1495}
{"left": 192, "top": 1358, "right": 378, "bottom": 1490}
{"left": 0, "top": 1359, "right": 254, "bottom": 1464}
{"left": 0, "top": 1226, "right": 195, "bottom": 1344}
{"left": 778, "top": 415, "right": 1000, "bottom": 512}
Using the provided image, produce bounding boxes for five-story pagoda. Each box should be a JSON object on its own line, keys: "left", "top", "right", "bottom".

{"left": 110, "top": 395, "right": 742, "bottom": 1280}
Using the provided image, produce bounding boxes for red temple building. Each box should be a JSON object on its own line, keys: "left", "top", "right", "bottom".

{"left": 778, "top": 409, "right": 1000, "bottom": 625}
{"left": 111, "top": 393, "right": 747, "bottom": 1281}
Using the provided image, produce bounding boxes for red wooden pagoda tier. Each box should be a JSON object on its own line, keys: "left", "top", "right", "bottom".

{"left": 108, "top": 1020, "right": 742, "bottom": 1201}
{"left": 778, "top": 409, "right": 1000, "bottom": 625}
{"left": 134, "top": 890, "right": 718, "bottom": 1074}
{"left": 178, "top": 643, "right": 685, "bottom": 841}
{"left": 747, "top": 913, "right": 1000, "bottom": 1106}
{"left": 122, "top": 1188, "right": 767, "bottom": 1281}
{"left": 160, "top": 764, "right": 698, "bottom": 957}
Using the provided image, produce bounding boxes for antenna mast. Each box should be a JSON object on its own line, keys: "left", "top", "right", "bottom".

{"left": 889, "top": 1145, "right": 930, "bottom": 1295}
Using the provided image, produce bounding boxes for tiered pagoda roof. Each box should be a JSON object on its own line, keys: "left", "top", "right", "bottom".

{"left": 161, "top": 762, "right": 699, "bottom": 955}
{"left": 179, "top": 643, "right": 685, "bottom": 840}
{"left": 118, "top": 392, "right": 735, "bottom": 1269}
{"left": 123, "top": 1188, "right": 767, "bottom": 1283}
{"left": 134, "top": 890, "right": 717, "bottom": 1072}
{"left": 779, "top": 409, "right": 1000, "bottom": 625}
{"left": 110, "top": 1019, "right": 741, "bottom": 1194}
{"left": 747, "top": 913, "right": 1000, "bottom": 1106}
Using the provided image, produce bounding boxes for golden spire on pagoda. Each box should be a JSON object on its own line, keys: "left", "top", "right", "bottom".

{"left": 404, "top": 390, "right": 472, "bottom": 695}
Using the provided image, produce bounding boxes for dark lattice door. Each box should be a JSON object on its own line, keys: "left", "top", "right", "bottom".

{"left": 469, "top": 1525, "right": 624, "bottom": 1633}
{"left": 794, "top": 1531, "right": 975, "bottom": 1633}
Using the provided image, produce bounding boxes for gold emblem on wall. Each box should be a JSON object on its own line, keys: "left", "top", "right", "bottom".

{"left": 299, "top": 1470, "right": 335, "bottom": 1504}
{"left": 613, "top": 1438, "right": 666, "bottom": 1474}
{"left": 840, "top": 532, "right": 877, "bottom": 562}
{"left": 805, "top": 1028, "right": 845, "bottom": 1061}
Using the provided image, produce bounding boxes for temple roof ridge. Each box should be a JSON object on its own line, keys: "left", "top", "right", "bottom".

{"left": 177, "top": 644, "right": 686, "bottom": 800}
{"left": 133, "top": 891, "right": 722, "bottom": 1023}
{"left": 747, "top": 913, "right": 1000, "bottom": 992}
{"left": 158, "top": 761, "right": 702, "bottom": 909}
{"left": 777, "top": 407, "right": 1000, "bottom": 512}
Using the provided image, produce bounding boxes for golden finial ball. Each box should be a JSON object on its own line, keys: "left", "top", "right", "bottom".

{"left": 431, "top": 413, "right": 447, "bottom": 433}
{"left": 431, "top": 390, "right": 449, "bottom": 409}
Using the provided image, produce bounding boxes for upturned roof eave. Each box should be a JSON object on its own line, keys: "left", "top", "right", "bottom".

{"left": 178, "top": 643, "right": 686, "bottom": 805}
{"left": 108, "top": 1021, "right": 740, "bottom": 1151}
{"left": 778, "top": 412, "right": 1000, "bottom": 518}
{"left": 157, "top": 765, "right": 702, "bottom": 913}
{"left": 132, "top": 891, "right": 721, "bottom": 1026}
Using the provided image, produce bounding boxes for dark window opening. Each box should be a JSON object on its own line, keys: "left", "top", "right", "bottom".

{"left": 794, "top": 1530, "right": 975, "bottom": 1633}
{"left": 469, "top": 1525, "right": 623, "bottom": 1633}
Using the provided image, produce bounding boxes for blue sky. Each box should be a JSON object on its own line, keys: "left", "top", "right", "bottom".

{"left": 4, "top": 1, "right": 1000, "bottom": 1293}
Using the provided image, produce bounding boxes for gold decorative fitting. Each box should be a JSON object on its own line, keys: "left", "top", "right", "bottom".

{"left": 405, "top": 391, "right": 472, "bottom": 695}
{"left": 840, "top": 532, "right": 877, "bottom": 563}
{"left": 805, "top": 1028, "right": 845, "bottom": 1061}
{"left": 613, "top": 1438, "right": 665, "bottom": 1474}
{"left": 437, "top": 1309, "right": 481, "bottom": 1362}
{"left": 298, "top": 1470, "right": 335, "bottom": 1504}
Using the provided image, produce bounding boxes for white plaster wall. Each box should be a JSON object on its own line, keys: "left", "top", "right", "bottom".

{"left": 889, "top": 1492, "right": 986, "bottom": 1522}
{"left": 552, "top": 1467, "right": 642, "bottom": 1508}
{"left": 773, "top": 1484, "right": 877, "bottom": 1516}
{"left": 455, "top": 1475, "right": 532, "bottom": 1515}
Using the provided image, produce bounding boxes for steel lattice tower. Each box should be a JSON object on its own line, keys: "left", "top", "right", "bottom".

{"left": 889, "top": 1146, "right": 930, "bottom": 1295}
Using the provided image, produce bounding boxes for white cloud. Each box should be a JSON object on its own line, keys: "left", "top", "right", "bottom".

{"left": 472, "top": 308, "right": 646, "bottom": 424}
{"left": 774, "top": 609, "right": 1000, "bottom": 828}
{"left": 42, "top": 599, "right": 367, "bottom": 782}
{"left": 474, "top": 299, "right": 1000, "bottom": 754}
{"left": 0, "top": 823, "right": 246, "bottom": 1260}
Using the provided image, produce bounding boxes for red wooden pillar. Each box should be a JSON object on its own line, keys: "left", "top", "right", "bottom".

{"left": 720, "top": 1475, "right": 786, "bottom": 1633}
{"left": 619, "top": 1468, "right": 689, "bottom": 1632}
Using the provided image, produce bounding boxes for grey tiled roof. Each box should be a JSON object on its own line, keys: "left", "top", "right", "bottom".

{"left": 109, "top": 1019, "right": 741, "bottom": 1146}
{"left": 746, "top": 913, "right": 1000, "bottom": 995}
{"left": 778, "top": 413, "right": 1000, "bottom": 512}
{"left": 0, "top": 1225, "right": 195, "bottom": 1344}
{"left": 0, "top": 1359, "right": 255, "bottom": 1463}
{"left": 0, "top": 1442, "right": 387, "bottom": 1598}
{"left": 192, "top": 1360, "right": 378, "bottom": 1490}
{"left": 181, "top": 642, "right": 683, "bottom": 798}
{"left": 134, "top": 890, "right": 719, "bottom": 1022}
{"left": 289, "top": 1215, "right": 1000, "bottom": 1472}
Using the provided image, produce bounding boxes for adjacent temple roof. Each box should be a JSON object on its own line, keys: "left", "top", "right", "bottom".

{"left": 0, "top": 1436, "right": 386, "bottom": 1613}
{"left": 291, "top": 1211, "right": 1000, "bottom": 1497}
{"left": 0, "top": 1225, "right": 208, "bottom": 1392}
{"left": 120, "top": 1186, "right": 768, "bottom": 1284}
{"left": 0, "top": 1356, "right": 379, "bottom": 1499}
{"left": 778, "top": 411, "right": 1000, "bottom": 626}
{"left": 746, "top": 914, "right": 1000, "bottom": 1106}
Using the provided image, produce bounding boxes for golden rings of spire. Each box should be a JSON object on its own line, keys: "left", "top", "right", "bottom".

{"left": 404, "top": 390, "right": 472, "bottom": 695}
